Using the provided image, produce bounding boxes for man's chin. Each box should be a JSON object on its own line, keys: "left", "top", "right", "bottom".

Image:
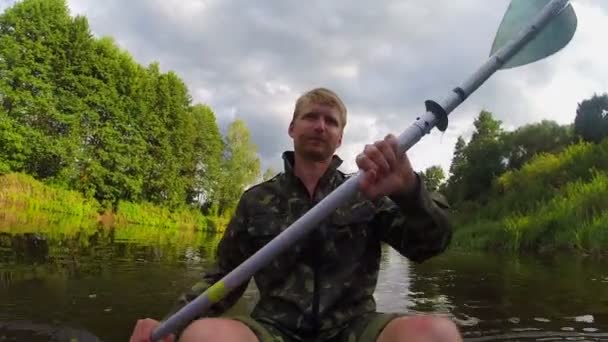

{"left": 300, "top": 148, "right": 333, "bottom": 162}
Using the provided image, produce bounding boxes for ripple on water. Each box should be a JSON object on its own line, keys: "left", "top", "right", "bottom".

{"left": 508, "top": 317, "right": 520, "bottom": 324}
{"left": 463, "top": 300, "right": 490, "bottom": 309}
{"left": 512, "top": 327, "right": 542, "bottom": 332}
{"left": 465, "top": 330, "right": 608, "bottom": 342}
{"left": 571, "top": 314, "right": 594, "bottom": 323}
{"left": 453, "top": 313, "right": 481, "bottom": 327}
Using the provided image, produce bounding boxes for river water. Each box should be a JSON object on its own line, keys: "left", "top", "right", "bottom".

{"left": 1, "top": 224, "right": 607, "bottom": 341}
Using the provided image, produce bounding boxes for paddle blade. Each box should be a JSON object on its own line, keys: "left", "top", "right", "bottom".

{"left": 491, "top": 0, "right": 577, "bottom": 69}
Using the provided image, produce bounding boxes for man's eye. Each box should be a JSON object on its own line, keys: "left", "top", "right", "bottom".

{"left": 325, "top": 117, "right": 338, "bottom": 126}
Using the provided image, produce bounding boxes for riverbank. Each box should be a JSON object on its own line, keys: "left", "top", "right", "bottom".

{"left": 450, "top": 173, "right": 608, "bottom": 256}
{"left": 0, "top": 173, "right": 224, "bottom": 232}
{"left": 3, "top": 155, "right": 607, "bottom": 257}
{"left": 450, "top": 140, "right": 608, "bottom": 256}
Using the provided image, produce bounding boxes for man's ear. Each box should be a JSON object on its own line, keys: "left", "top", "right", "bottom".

{"left": 336, "top": 130, "right": 343, "bottom": 148}
{"left": 288, "top": 121, "right": 294, "bottom": 138}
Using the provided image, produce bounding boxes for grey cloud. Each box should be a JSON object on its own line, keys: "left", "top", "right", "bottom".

{"left": 4, "top": 0, "right": 603, "bottom": 174}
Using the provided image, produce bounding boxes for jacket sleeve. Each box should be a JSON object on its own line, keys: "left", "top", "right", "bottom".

{"left": 163, "top": 197, "right": 252, "bottom": 325}
{"left": 372, "top": 173, "right": 453, "bottom": 263}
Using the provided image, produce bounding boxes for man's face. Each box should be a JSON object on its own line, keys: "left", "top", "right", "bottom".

{"left": 288, "top": 103, "right": 343, "bottom": 162}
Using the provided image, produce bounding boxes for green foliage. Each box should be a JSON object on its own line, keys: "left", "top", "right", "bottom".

{"left": 114, "top": 201, "right": 210, "bottom": 231}
{"left": 574, "top": 93, "right": 608, "bottom": 143}
{"left": 446, "top": 114, "right": 579, "bottom": 209}
{"left": 0, "top": 112, "right": 28, "bottom": 173}
{"left": 496, "top": 171, "right": 607, "bottom": 254}
{"left": 491, "top": 139, "right": 608, "bottom": 217}
{"left": 502, "top": 120, "right": 574, "bottom": 169}
{"left": 263, "top": 167, "right": 278, "bottom": 182}
{"left": 445, "top": 111, "right": 506, "bottom": 203}
{"left": 444, "top": 92, "right": 608, "bottom": 255}
{"left": 451, "top": 139, "right": 608, "bottom": 255}
{"left": 0, "top": 173, "right": 100, "bottom": 218}
{"left": 214, "top": 119, "right": 261, "bottom": 215}
{"left": 0, "top": 0, "right": 261, "bottom": 221}
{"left": 0, "top": 172, "right": 224, "bottom": 232}
{"left": 0, "top": 0, "right": 77, "bottom": 180}
{"left": 420, "top": 165, "right": 445, "bottom": 191}
{"left": 187, "top": 104, "right": 224, "bottom": 206}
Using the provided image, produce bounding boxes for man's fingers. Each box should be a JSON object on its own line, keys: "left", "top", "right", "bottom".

{"left": 385, "top": 133, "right": 414, "bottom": 172}
{"left": 385, "top": 134, "right": 399, "bottom": 154}
{"left": 356, "top": 151, "right": 377, "bottom": 173}
{"left": 359, "top": 168, "right": 379, "bottom": 199}
{"left": 130, "top": 318, "right": 161, "bottom": 342}
{"left": 129, "top": 320, "right": 144, "bottom": 342}
{"left": 376, "top": 137, "right": 398, "bottom": 171}
{"left": 364, "top": 143, "right": 390, "bottom": 174}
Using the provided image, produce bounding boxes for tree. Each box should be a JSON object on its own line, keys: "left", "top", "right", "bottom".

{"left": 0, "top": 0, "right": 77, "bottom": 180}
{"left": 503, "top": 120, "right": 573, "bottom": 170}
{"left": 463, "top": 111, "right": 506, "bottom": 201}
{"left": 215, "top": 119, "right": 261, "bottom": 214}
{"left": 0, "top": 112, "right": 28, "bottom": 174}
{"left": 448, "top": 136, "right": 467, "bottom": 182}
{"left": 444, "top": 136, "right": 467, "bottom": 202}
{"left": 574, "top": 93, "right": 608, "bottom": 143}
{"left": 0, "top": 0, "right": 269, "bottom": 213}
{"left": 445, "top": 111, "right": 506, "bottom": 204}
{"left": 187, "top": 104, "right": 224, "bottom": 206}
{"left": 420, "top": 165, "right": 445, "bottom": 192}
{"left": 262, "top": 167, "right": 277, "bottom": 181}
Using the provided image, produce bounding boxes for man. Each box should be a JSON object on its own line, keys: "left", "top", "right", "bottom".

{"left": 130, "top": 88, "right": 461, "bottom": 342}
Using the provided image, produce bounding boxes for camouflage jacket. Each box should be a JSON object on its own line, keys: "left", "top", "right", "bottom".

{"left": 171, "top": 151, "right": 452, "bottom": 338}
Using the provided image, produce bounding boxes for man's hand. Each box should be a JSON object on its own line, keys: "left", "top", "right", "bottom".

{"left": 129, "top": 318, "right": 175, "bottom": 342}
{"left": 355, "top": 133, "right": 418, "bottom": 200}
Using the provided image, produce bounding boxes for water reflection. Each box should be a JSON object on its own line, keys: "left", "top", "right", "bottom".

{"left": 0, "top": 224, "right": 607, "bottom": 341}
{"left": 405, "top": 252, "right": 608, "bottom": 341}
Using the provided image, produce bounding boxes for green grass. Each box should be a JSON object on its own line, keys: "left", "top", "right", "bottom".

{"left": 488, "top": 139, "right": 608, "bottom": 219}
{"left": 114, "top": 201, "right": 210, "bottom": 230}
{"left": 0, "top": 173, "right": 100, "bottom": 218}
{"left": 0, "top": 172, "right": 227, "bottom": 233}
{"left": 452, "top": 171, "right": 608, "bottom": 255}
{"left": 451, "top": 139, "right": 608, "bottom": 256}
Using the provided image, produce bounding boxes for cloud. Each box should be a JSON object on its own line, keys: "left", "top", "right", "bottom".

{"left": 5, "top": 0, "right": 607, "bottom": 176}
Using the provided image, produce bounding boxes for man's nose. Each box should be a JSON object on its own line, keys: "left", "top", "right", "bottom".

{"left": 313, "top": 118, "right": 326, "bottom": 131}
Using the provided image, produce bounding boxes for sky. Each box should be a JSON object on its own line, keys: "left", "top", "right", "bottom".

{"left": 3, "top": 0, "right": 607, "bottom": 175}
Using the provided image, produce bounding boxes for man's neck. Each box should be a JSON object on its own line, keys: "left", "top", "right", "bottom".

{"left": 293, "top": 153, "right": 332, "bottom": 199}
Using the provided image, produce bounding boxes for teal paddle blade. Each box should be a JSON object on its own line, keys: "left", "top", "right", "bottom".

{"left": 491, "top": 0, "right": 577, "bottom": 69}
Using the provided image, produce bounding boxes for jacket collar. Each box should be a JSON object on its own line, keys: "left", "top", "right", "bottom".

{"left": 281, "top": 151, "right": 343, "bottom": 176}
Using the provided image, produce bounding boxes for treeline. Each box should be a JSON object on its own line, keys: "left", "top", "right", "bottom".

{"left": 0, "top": 0, "right": 263, "bottom": 217}
{"left": 421, "top": 93, "right": 608, "bottom": 254}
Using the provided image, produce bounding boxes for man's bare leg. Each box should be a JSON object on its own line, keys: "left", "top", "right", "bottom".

{"left": 377, "top": 315, "right": 462, "bottom": 342}
{"left": 179, "top": 318, "right": 259, "bottom": 342}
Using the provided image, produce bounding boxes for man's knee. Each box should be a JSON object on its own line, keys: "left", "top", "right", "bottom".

{"left": 179, "top": 318, "right": 258, "bottom": 342}
{"left": 378, "top": 314, "right": 462, "bottom": 342}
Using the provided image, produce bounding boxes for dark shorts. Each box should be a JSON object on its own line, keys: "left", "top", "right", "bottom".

{"left": 228, "top": 312, "right": 404, "bottom": 342}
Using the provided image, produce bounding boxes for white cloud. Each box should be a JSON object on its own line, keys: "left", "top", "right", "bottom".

{"left": 330, "top": 63, "right": 359, "bottom": 79}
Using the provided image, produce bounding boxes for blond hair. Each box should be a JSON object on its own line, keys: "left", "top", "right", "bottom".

{"left": 292, "top": 88, "right": 347, "bottom": 128}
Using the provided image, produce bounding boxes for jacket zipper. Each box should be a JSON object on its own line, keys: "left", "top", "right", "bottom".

{"left": 293, "top": 175, "right": 325, "bottom": 336}
{"left": 311, "top": 229, "right": 321, "bottom": 333}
